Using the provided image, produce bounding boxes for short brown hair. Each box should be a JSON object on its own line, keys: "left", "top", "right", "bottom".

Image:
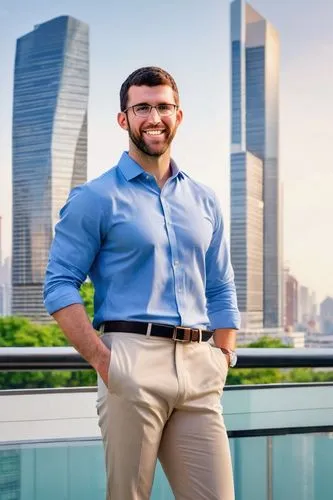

{"left": 120, "top": 66, "right": 179, "bottom": 111}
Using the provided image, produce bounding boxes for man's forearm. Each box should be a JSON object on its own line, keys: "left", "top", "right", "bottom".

{"left": 53, "top": 303, "right": 110, "bottom": 376}
{"left": 213, "top": 329, "right": 237, "bottom": 351}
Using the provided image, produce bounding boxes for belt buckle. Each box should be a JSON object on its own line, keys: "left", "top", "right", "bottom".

{"left": 172, "top": 326, "right": 202, "bottom": 343}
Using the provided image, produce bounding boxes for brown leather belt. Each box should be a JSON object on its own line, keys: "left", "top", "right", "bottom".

{"left": 100, "top": 321, "right": 213, "bottom": 343}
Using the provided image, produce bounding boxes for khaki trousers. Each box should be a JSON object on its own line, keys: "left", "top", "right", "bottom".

{"left": 96, "top": 331, "right": 234, "bottom": 500}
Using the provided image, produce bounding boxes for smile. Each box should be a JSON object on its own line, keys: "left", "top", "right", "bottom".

{"left": 144, "top": 130, "right": 165, "bottom": 136}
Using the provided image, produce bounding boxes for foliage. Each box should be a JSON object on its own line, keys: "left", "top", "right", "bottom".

{"left": 0, "top": 315, "right": 96, "bottom": 389}
{"left": 246, "top": 337, "right": 289, "bottom": 349}
{"left": 79, "top": 280, "right": 94, "bottom": 320}
{"left": 287, "top": 368, "right": 333, "bottom": 383}
{"left": 226, "top": 366, "right": 333, "bottom": 386}
{"left": 0, "top": 316, "right": 68, "bottom": 348}
{"left": 227, "top": 368, "right": 284, "bottom": 385}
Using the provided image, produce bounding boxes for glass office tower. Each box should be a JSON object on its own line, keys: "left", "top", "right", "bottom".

{"left": 230, "top": 152, "right": 264, "bottom": 330}
{"left": 12, "top": 16, "right": 89, "bottom": 322}
{"left": 231, "top": 0, "right": 281, "bottom": 328}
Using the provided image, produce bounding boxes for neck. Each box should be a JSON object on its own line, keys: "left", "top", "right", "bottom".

{"left": 128, "top": 146, "right": 172, "bottom": 187}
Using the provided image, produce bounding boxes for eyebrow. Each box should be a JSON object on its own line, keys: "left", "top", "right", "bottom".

{"left": 132, "top": 102, "right": 172, "bottom": 106}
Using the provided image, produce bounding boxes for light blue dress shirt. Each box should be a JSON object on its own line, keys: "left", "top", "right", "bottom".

{"left": 44, "top": 152, "right": 240, "bottom": 331}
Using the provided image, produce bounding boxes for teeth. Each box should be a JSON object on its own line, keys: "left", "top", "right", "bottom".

{"left": 145, "top": 130, "right": 164, "bottom": 135}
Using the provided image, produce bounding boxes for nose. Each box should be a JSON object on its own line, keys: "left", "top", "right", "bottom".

{"left": 148, "top": 106, "right": 161, "bottom": 124}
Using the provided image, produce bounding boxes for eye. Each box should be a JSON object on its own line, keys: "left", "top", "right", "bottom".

{"left": 158, "top": 104, "right": 172, "bottom": 112}
{"left": 134, "top": 104, "right": 150, "bottom": 114}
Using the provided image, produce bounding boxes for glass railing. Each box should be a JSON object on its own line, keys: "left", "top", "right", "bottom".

{"left": 1, "top": 348, "right": 333, "bottom": 499}
{"left": 1, "top": 346, "right": 333, "bottom": 370}
{"left": 1, "top": 431, "right": 333, "bottom": 500}
{"left": 231, "top": 432, "right": 333, "bottom": 500}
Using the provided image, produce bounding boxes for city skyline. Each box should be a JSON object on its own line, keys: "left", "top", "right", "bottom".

{"left": 230, "top": 0, "right": 281, "bottom": 328}
{"left": 0, "top": 0, "right": 332, "bottom": 303}
{"left": 11, "top": 15, "right": 89, "bottom": 322}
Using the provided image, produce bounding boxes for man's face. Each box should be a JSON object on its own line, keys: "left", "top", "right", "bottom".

{"left": 118, "top": 85, "right": 183, "bottom": 157}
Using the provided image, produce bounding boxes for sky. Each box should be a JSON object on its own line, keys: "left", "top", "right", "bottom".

{"left": 0, "top": 0, "right": 332, "bottom": 304}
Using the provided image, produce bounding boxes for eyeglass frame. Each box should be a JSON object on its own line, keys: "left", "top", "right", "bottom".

{"left": 123, "top": 103, "right": 179, "bottom": 117}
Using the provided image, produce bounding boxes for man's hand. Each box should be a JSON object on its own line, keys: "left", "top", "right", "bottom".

{"left": 95, "top": 349, "right": 112, "bottom": 387}
{"left": 213, "top": 328, "right": 237, "bottom": 368}
{"left": 222, "top": 351, "right": 230, "bottom": 367}
{"left": 52, "top": 304, "right": 113, "bottom": 387}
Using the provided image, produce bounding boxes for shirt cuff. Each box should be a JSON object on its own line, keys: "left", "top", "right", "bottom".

{"left": 209, "top": 310, "right": 241, "bottom": 330}
{"left": 44, "top": 286, "right": 84, "bottom": 315}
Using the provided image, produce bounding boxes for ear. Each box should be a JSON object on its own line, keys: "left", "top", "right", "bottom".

{"left": 176, "top": 107, "right": 183, "bottom": 126}
{"left": 117, "top": 111, "right": 128, "bottom": 130}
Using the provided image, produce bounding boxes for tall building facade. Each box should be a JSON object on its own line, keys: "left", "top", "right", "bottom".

{"left": 12, "top": 16, "right": 89, "bottom": 322}
{"left": 0, "top": 216, "right": 2, "bottom": 270}
{"left": 230, "top": 0, "right": 282, "bottom": 328}
{"left": 299, "top": 285, "right": 310, "bottom": 326}
{"left": 0, "top": 284, "right": 12, "bottom": 317}
{"left": 230, "top": 152, "right": 263, "bottom": 330}
{"left": 320, "top": 297, "right": 333, "bottom": 335}
{"left": 309, "top": 291, "right": 317, "bottom": 319}
{"left": 285, "top": 273, "right": 298, "bottom": 330}
{"left": 0, "top": 217, "right": 11, "bottom": 316}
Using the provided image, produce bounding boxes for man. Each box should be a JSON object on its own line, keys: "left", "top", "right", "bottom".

{"left": 44, "top": 66, "right": 240, "bottom": 500}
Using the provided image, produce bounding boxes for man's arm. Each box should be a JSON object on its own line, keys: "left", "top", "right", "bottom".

{"left": 53, "top": 304, "right": 111, "bottom": 386}
{"left": 205, "top": 193, "right": 241, "bottom": 360}
{"left": 213, "top": 329, "right": 236, "bottom": 351}
{"left": 44, "top": 185, "right": 111, "bottom": 384}
{"left": 213, "top": 328, "right": 237, "bottom": 367}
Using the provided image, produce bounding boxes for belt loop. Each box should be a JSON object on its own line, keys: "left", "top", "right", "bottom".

{"left": 100, "top": 323, "right": 105, "bottom": 334}
{"left": 146, "top": 323, "right": 152, "bottom": 337}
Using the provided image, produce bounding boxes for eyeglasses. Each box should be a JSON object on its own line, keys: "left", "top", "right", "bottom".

{"left": 124, "top": 103, "right": 178, "bottom": 117}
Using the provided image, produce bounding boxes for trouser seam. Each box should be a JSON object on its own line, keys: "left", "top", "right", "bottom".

{"left": 166, "top": 418, "right": 191, "bottom": 500}
{"left": 135, "top": 422, "right": 147, "bottom": 500}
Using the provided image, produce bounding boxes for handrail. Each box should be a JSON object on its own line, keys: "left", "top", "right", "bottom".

{"left": 0, "top": 347, "right": 333, "bottom": 371}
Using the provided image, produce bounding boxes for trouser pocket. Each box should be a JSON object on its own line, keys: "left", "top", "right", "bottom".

{"left": 209, "top": 344, "right": 229, "bottom": 386}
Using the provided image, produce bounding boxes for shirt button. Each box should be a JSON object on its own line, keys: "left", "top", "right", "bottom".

{"left": 174, "top": 260, "right": 179, "bottom": 266}
{"left": 178, "top": 287, "right": 182, "bottom": 292}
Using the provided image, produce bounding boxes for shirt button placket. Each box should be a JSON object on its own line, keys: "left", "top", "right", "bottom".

{"left": 160, "top": 196, "right": 183, "bottom": 318}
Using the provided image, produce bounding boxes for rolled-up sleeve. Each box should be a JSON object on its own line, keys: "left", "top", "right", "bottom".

{"left": 43, "top": 184, "right": 104, "bottom": 315}
{"left": 205, "top": 195, "right": 241, "bottom": 330}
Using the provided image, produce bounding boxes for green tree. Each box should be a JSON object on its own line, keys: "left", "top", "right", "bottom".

{"left": 0, "top": 316, "right": 96, "bottom": 389}
{"left": 286, "top": 368, "right": 333, "bottom": 383}
{"left": 227, "top": 368, "right": 284, "bottom": 385}
{"left": 247, "top": 337, "right": 289, "bottom": 348}
{"left": 80, "top": 280, "right": 94, "bottom": 319}
{"left": 0, "top": 316, "right": 68, "bottom": 348}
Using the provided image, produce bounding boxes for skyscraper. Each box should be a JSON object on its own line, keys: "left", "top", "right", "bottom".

{"left": 12, "top": 16, "right": 89, "bottom": 322}
{"left": 230, "top": 0, "right": 281, "bottom": 328}
{"left": 299, "top": 285, "right": 310, "bottom": 326}
{"left": 230, "top": 152, "right": 264, "bottom": 330}
{"left": 320, "top": 297, "right": 333, "bottom": 335}
{"left": 0, "top": 217, "right": 11, "bottom": 317}
{"left": 285, "top": 272, "right": 298, "bottom": 330}
{"left": 0, "top": 216, "right": 2, "bottom": 269}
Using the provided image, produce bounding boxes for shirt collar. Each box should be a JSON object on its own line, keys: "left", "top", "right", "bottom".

{"left": 170, "top": 158, "right": 184, "bottom": 179}
{"left": 117, "top": 151, "right": 184, "bottom": 181}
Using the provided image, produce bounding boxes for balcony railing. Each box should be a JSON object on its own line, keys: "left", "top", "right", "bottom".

{"left": 1, "top": 348, "right": 333, "bottom": 499}
{"left": 1, "top": 346, "right": 333, "bottom": 370}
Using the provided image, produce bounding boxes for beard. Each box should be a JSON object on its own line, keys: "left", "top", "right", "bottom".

{"left": 128, "top": 123, "right": 177, "bottom": 157}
